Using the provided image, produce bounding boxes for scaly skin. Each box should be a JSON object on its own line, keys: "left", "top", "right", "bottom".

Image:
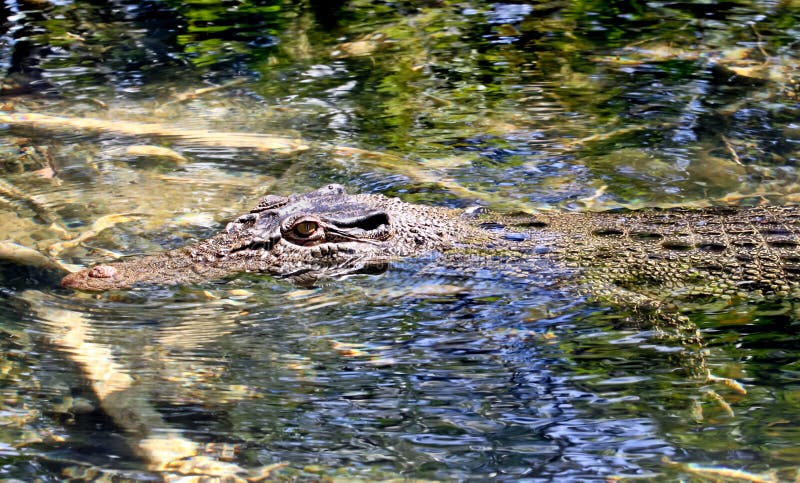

{"left": 62, "top": 185, "right": 800, "bottom": 303}
{"left": 528, "top": 205, "right": 800, "bottom": 303}
{"left": 61, "top": 184, "right": 485, "bottom": 291}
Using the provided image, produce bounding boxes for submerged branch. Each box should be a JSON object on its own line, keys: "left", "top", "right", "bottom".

{"left": 21, "top": 290, "right": 281, "bottom": 480}
{"left": 0, "top": 178, "right": 63, "bottom": 228}
{"left": 662, "top": 457, "right": 779, "bottom": 483}
{"left": 47, "top": 213, "right": 142, "bottom": 259}
{"left": 0, "top": 110, "right": 541, "bottom": 211}
{"left": 0, "top": 112, "right": 309, "bottom": 154}
{"left": 160, "top": 78, "right": 249, "bottom": 108}
{"left": 0, "top": 241, "right": 76, "bottom": 272}
{"left": 332, "top": 146, "right": 542, "bottom": 213}
{"left": 23, "top": 290, "right": 202, "bottom": 468}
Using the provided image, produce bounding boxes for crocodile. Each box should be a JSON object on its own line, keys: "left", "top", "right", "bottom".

{"left": 61, "top": 184, "right": 800, "bottom": 310}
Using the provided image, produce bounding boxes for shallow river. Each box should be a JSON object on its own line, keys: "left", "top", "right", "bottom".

{"left": 1, "top": 0, "right": 800, "bottom": 480}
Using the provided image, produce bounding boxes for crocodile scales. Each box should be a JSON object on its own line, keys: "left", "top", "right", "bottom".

{"left": 61, "top": 184, "right": 800, "bottom": 306}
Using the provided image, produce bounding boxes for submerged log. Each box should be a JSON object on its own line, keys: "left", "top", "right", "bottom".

{"left": 0, "top": 112, "right": 310, "bottom": 154}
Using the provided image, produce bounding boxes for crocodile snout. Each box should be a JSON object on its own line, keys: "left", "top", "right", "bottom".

{"left": 62, "top": 264, "right": 120, "bottom": 290}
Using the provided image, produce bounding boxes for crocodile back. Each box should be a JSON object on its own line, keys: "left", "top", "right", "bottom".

{"left": 536, "top": 206, "right": 800, "bottom": 300}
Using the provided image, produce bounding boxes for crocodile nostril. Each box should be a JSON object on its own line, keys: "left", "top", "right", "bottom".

{"left": 88, "top": 265, "right": 118, "bottom": 278}
{"left": 325, "top": 184, "right": 346, "bottom": 194}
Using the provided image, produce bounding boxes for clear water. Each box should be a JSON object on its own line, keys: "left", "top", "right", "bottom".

{"left": 1, "top": 0, "right": 799, "bottom": 480}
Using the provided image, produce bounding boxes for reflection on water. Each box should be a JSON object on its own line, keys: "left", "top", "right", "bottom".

{"left": 1, "top": 0, "right": 800, "bottom": 480}
{"left": 6, "top": 261, "right": 794, "bottom": 480}
{"left": 5, "top": 268, "right": 684, "bottom": 480}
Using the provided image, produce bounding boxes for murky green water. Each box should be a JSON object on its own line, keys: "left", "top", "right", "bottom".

{"left": 1, "top": 0, "right": 800, "bottom": 480}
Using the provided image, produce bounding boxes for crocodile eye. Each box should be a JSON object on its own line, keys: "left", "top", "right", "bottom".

{"left": 293, "top": 221, "right": 319, "bottom": 237}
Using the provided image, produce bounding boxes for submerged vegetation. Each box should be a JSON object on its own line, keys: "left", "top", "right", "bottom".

{"left": 1, "top": 0, "right": 800, "bottom": 480}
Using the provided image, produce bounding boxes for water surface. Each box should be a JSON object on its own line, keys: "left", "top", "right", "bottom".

{"left": 1, "top": 0, "right": 800, "bottom": 480}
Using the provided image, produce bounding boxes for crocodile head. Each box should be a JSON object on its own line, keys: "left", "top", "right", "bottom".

{"left": 218, "top": 183, "right": 438, "bottom": 284}
{"left": 61, "top": 184, "right": 465, "bottom": 291}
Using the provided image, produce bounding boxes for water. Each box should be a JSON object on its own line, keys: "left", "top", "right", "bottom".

{"left": 1, "top": 0, "right": 800, "bottom": 480}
